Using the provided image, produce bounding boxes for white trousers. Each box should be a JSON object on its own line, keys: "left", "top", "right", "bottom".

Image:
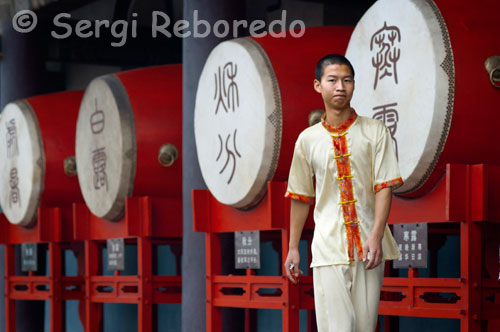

{"left": 313, "top": 259, "right": 384, "bottom": 332}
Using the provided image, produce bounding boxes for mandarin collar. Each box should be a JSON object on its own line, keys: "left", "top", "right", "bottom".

{"left": 321, "top": 109, "right": 357, "bottom": 134}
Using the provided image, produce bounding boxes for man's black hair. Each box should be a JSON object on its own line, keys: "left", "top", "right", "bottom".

{"left": 315, "top": 54, "right": 355, "bottom": 81}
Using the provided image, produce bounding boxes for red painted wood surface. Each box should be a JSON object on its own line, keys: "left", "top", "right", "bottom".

{"left": 403, "top": 0, "right": 500, "bottom": 197}
{"left": 114, "top": 65, "right": 183, "bottom": 199}
{"left": 26, "top": 91, "right": 84, "bottom": 210}
{"left": 73, "top": 196, "right": 182, "bottom": 332}
{"left": 193, "top": 164, "right": 500, "bottom": 332}
{"left": 0, "top": 208, "right": 84, "bottom": 332}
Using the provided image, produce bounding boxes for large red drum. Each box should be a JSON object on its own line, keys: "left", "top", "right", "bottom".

{"left": 0, "top": 91, "right": 84, "bottom": 227}
{"left": 194, "top": 26, "right": 354, "bottom": 209}
{"left": 75, "top": 65, "right": 182, "bottom": 221}
{"left": 345, "top": 0, "right": 500, "bottom": 197}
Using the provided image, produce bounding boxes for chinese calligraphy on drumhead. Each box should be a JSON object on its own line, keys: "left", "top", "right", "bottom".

{"left": 372, "top": 102, "right": 399, "bottom": 160}
{"left": 370, "top": 22, "right": 401, "bottom": 159}
{"left": 90, "top": 99, "right": 108, "bottom": 191}
{"left": 370, "top": 21, "right": 401, "bottom": 90}
{"left": 214, "top": 61, "right": 241, "bottom": 184}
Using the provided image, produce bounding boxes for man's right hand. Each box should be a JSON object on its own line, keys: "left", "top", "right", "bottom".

{"left": 285, "top": 198, "right": 310, "bottom": 284}
{"left": 284, "top": 248, "right": 303, "bottom": 284}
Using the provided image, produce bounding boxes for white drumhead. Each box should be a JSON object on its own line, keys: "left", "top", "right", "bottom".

{"left": 0, "top": 101, "right": 44, "bottom": 226}
{"left": 76, "top": 75, "right": 137, "bottom": 220}
{"left": 194, "top": 38, "right": 282, "bottom": 209}
{"left": 345, "top": 0, "right": 454, "bottom": 194}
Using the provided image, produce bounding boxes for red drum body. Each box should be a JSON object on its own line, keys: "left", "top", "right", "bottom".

{"left": 0, "top": 91, "right": 84, "bottom": 226}
{"left": 75, "top": 65, "right": 182, "bottom": 221}
{"left": 195, "top": 26, "right": 354, "bottom": 209}
{"left": 346, "top": 0, "right": 500, "bottom": 197}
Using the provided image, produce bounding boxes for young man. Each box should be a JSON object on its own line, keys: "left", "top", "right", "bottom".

{"left": 284, "top": 54, "right": 403, "bottom": 332}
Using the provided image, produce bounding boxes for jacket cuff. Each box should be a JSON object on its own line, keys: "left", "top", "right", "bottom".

{"left": 285, "top": 191, "right": 315, "bottom": 205}
{"left": 374, "top": 177, "right": 404, "bottom": 194}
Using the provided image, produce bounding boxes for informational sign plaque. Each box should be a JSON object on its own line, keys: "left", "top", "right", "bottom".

{"left": 107, "top": 238, "right": 125, "bottom": 271}
{"left": 235, "top": 231, "right": 260, "bottom": 269}
{"left": 21, "top": 243, "right": 38, "bottom": 272}
{"left": 393, "top": 223, "right": 428, "bottom": 269}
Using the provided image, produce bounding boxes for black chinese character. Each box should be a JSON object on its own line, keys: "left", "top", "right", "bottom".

{"left": 216, "top": 129, "right": 241, "bottom": 184}
{"left": 9, "top": 167, "right": 21, "bottom": 207}
{"left": 92, "top": 147, "right": 108, "bottom": 190}
{"left": 6, "top": 118, "right": 18, "bottom": 158}
{"left": 370, "top": 22, "right": 401, "bottom": 89}
{"left": 90, "top": 99, "right": 105, "bottom": 134}
{"left": 214, "top": 62, "right": 239, "bottom": 114}
{"left": 373, "top": 103, "right": 399, "bottom": 160}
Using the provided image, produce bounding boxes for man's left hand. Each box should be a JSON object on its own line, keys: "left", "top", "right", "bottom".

{"left": 363, "top": 235, "right": 383, "bottom": 270}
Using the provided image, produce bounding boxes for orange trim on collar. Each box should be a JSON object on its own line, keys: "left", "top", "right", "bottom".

{"left": 321, "top": 109, "right": 357, "bottom": 134}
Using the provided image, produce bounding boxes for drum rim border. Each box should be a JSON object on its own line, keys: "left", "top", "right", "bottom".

{"left": 238, "top": 37, "right": 283, "bottom": 210}
{"left": 396, "top": 0, "right": 455, "bottom": 194}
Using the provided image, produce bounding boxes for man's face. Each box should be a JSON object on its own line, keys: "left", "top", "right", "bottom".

{"left": 314, "top": 64, "right": 354, "bottom": 111}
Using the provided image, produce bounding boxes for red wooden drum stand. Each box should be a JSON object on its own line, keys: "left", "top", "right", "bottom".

{"left": 0, "top": 209, "right": 85, "bottom": 332}
{"left": 72, "top": 196, "right": 182, "bottom": 332}
{"left": 193, "top": 182, "right": 317, "bottom": 332}
{"left": 194, "top": 164, "right": 500, "bottom": 332}
{"left": 380, "top": 164, "right": 500, "bottom": 332}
